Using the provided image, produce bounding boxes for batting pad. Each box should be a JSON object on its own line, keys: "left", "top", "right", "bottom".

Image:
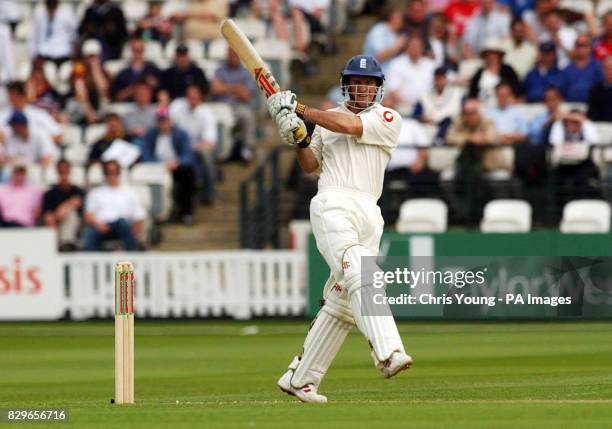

{"left": 349, "top": 287, "right": 405, "bottom": 364}
{"left": 291, "top": 309, "right": 352, "bottom": 388}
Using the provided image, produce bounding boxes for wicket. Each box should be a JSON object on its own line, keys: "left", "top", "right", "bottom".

{"left": 114, "top": 262, "right": 135, "bottom": 404}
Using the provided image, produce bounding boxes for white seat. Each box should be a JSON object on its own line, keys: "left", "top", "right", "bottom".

{"left": 253, "top": 38, "right": 292, "bottom": 88}
{"left": 562, "top": 102, "right": 587, "bottom": 113}
{"left": 427, "top": 146, "right": 460, "bottom": 175}
{"left": 123, "top": 0, "right": 148, "bottom": 22}
{"left": 560, "top": 200, "right": 611, "bottom": 233}
{"left": 195, "top": 58, "right": 221, "bottom": 80}
{"left": 458, "top": 58, "right": 483, "bottom": 81}
{"left": 204, "top": 102, "right": 236, "bottom": 161}
{"left": 396, "top": 199, "right": 448, "bottom": 233}
{"left": 480, "top": 199, "right": 532, "bottom": 232}
{"left": 131, "top": 184, "right": 153, "bottom": 243}
{"left": 208, "top": 38, "right": 229, "bottom": 61}
{"left": 161, "top": 0, "right": 187, "bottom": 16}
{"left": 84, "top": 124, "right": 107, "bottom": 146}
{"left": 61, "top": 124, "right": 82, "bottom": 147}
{"left": 87, "top": 163, "right": 105, "bottom": 187}
{"left": 104, "top": 59, "right": 128, "bottom": 78}
{"left": 594, "top": 122, "right": 612, "bottom": 145}
{"left": 107, "top": 102, "right": 136, "bottom": 116}
{"left": 232, "top": 18, "right": 267, "bottom": 41}
{"left": 560, "top": 0, "right": 594, "bottom": 15}
{"left": 43, "top": 164, "right": 86, "bottom": 187}
{"left": 165, "top": 39, "right": 205, "bottom": 61}
{"left": 63, "top": 144, "right": 89, "bottom": 165}
{"left": 130, "top": 163, "right": 173, "bottom": 221}
{"left": 596, "top": 0, "right": 612, "bottom": 17}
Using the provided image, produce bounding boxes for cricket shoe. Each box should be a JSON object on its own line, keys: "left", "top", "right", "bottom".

{"left": 277, "top": 369, "right": 327, "bottom": 403}
{"left": 381, "top": 352, "right": 413, "bottom": 379}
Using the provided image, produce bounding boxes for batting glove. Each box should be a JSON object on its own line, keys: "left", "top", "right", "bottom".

{"left": 267, "top": 90, "right": 297, "bottom": 118}
{"left": 275, "top": 110, "right": 307, "bottom": 146}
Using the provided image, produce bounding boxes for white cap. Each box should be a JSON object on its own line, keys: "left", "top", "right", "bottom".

{"left": 82, "top": 39, "right": 102, "bottom": 56}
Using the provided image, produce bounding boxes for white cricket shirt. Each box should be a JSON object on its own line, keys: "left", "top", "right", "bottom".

{"left": 309, "top": 103, "right": 401, "bottom": 200}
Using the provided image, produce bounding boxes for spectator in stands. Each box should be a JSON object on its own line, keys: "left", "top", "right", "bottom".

{"left": 123, "top": 80, "right": 156, "bottom": 138}
{"left": 210, "top": 48, "right": 257, "bottom": 161}
{"left": 363, "top": 5, "right": 406, "bottom": 76}
{"left": 250, "top": 0, "right": 290, "bottom": 43}
{"left": 0, "top": 111, "right": 57, "bottom": 168}
{"left": 386, "top": 35, "right": 436, "bottom": 116}
{"left": 524, "top": 41, "right": 561, "bottom": 102}
{"left": 523, "top": 0, "right": 559, "bottom": 44}
{"left": 415, "top": 66, "right": 463, "bottom": 143}
{"left": 42, "top": 159, "right": 84, "bottom": 251}
{"left": 588, "top": 56, "right": 612, "bottom": 122}
{"left": 549, "top": 110, "right": 600, "bottom": 199}
{"left": 0, "top": 23, "right": 14, "bottom": 103}
{"left": 558, "top": 35, "right": 603, "bottom": 103}
{"left": 161, "top": 44, "right": 208, "bottom": 101}
{"left": 462, "top": 0, "right": 511, "bottom": 58}
{"left": 139, "top": 107, "right": 196, "bottom": 225}
{"left": 78, "top": 0, "right": 128, "bottom": 61}
{"left": 82, "top": 160, "right": 145, "bottom": 251}
{"left": 64, "top": 40, "right": 111, "bottom": 125}
{"left": 384, "top": 117, "right": 436, "bottom": 195}
{"left": 30, "top": 0, "right": 76, "bottom": 67}
{"left": 498, "top": 0, "right": 534, "bottom": 18}
{"left": 170, "top": 84, "right": 218, "bottom": 205}
{"left": 88, "top": 113, "right": 135, "bottom": 166}
{"left": 447, "top": 98, "right": 506, "bottom": 172}
{"left": 0, "top": 164, "right": 43, "bottom": 227}
{"left": 0, "top": 0, "right": 21, "bottom": 34}
{"left": 486, "top": 82, "right": 529, "bottom": 145}
{"left": 428, "top": 13, "right": 459, "bottom": 68}
{"left": 25, "top": 58, "right": 64, "bottom": 121}
{"left": 594, "top": 12, "right": 612, "bottom": 61}
{"left": 171, "top": 0, "right": 228, "bottom": 44}
{"left": 444, "top": 0, "right": 479, "bottom": 37}
{"left": 112, "top": 34, "right": 162, "bottom": 102}
{"left": 136, "top": 1, "right": 172, "bottom": 46}
{"left": 404, "top": 0, "right": 429, "bottom": 42}
{"left": 468, "top": 39, "right": 521, "bottom": 107}
{"left": 528, "top": 86, "right": 565, "bottom": 145}
{"left": 1, "top": 81, "right": 62, "bottom": 145}
{"left": 538, "top": 8, "right": 576, "bottom": 68}
{"left": 288, "top": 0, "right": 330, "bottom": 53}
{"left": 504, "top": 18, "right": 537, "bottom": 79}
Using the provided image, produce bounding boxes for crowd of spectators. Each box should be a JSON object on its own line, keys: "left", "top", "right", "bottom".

{"left": 364, "top": 0, "right": 612, "bottom": 224}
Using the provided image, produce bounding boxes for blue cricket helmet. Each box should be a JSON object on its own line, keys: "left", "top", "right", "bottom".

{"left": 340, "top": 55, "right": 385, "bottom": 83}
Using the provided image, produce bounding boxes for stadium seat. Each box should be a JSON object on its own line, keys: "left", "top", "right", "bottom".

{"left": 519, "top": 103, "right": 546, "bottom": 121}
{"left": 165, "top": 39, "right": 205, "bottom": 61}
{"left": 480, "top": 199, "right": 532, "bottom": 232}
{"left": 131, "top": 184, "right": 153, "bottom": 243}
{"left": 597, "top": 0, "right": 612, "bottom": 17}
{"left": 396, "top": 199, "right": 448, "bottom": 233}
{"left": 61, "top": 124, "right": 82, "bottom": 147}
{"left": 87, "top": 163, "right": 105, "bottom": 187}
{"left": 232, "top": 18, "right": 267, "bottom": 41}
{"left": 458, "top": 58, "right": 483, "bottom": 81}
{"left": 427, "top": 146, "right": 460, "bottom": 180}
{"left": 254, "top": 38, "right": 293, "bottom": 89}
{"left": 560, "top": 200, "right": 611, "bottom": 233}
{"left": 204, "top": 102, "right": 236, "bottom": 161}
{"left": 43, "top": 164, "right": 86, "bottom": 187}
{"left": 560, "top": 0, "right": 594, "bottom": 15}
{"left": 161, "top": 0, "right": 187, "bottom": 16}
{"left": 63, "top": 144, "right": 89, "bottom": 165}
{"left": 107, "top": 102, "right": 136, "bottom": 116}
{"left": 105, "top": 59, "right": 128, "bottom": 78}
{"left": 195, "top": 59, "right": 221, "bottom": 80}
{"left": 123, "top": 0, "right": 148, "bottom": 23}
{"left": 130, "top": 163, "right": 173, "bottom": 221}
{"left": 208, "top": 38, "right": 229, "bottom": 61}
{"left": 84, "top": 124, "right": 107, "bottom": 147}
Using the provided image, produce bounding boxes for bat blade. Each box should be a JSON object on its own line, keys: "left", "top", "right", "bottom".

{"left": 220, "top": 19, "right": 307, "bottom": 142}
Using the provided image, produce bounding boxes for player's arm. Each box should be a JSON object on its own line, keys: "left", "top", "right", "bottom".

{"left": 298, "top": 104, "right": 363, "bottom": 137}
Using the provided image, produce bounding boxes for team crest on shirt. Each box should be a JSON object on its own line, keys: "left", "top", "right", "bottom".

{"left": 342, "top": 261, "right": 350, "bottom": 271}
{"left": 383, "top": 111, "right": 394, "bottom": 122}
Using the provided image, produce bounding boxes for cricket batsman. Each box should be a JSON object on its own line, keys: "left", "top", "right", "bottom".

{"left": 267, "top": 55, "right": 413, "bottom": 403}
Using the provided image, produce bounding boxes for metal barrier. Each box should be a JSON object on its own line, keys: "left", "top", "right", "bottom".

{"left": 60, "top": 250, "right": 306, "bottom": 320}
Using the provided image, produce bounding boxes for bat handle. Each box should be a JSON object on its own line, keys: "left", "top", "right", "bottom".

{"left": 293, "top": 123, "right": 307, "bottom": 143}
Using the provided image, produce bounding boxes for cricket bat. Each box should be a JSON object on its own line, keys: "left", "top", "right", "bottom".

{"left": 220, "top": 19, "right": 307, "bottom": 142}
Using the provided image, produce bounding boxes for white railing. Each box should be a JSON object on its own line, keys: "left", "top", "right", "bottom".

{"left": 59, "top": 251, "right": 306, "bottom": 320}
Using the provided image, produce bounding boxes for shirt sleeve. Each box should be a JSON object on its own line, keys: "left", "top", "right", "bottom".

{"left": 308, "top": 125, "right": 323, "bottom": 166}
{"left": 549, "top": 121, "right": 564, "bottom": 145}
{"left": 354, "top": 107, "right": 402, "bottom": 154}
{"left": 200, "top": 107, "right": 218, "bottom": 145}
{"left": 84, "top": 189, "right": 99, "bottom": 214}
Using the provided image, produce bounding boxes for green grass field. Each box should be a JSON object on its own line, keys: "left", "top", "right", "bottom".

{"left": 1, "top": 321, "right": 611, "bottom": 428}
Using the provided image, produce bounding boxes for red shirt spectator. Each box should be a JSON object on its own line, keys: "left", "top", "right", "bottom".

{"left": 594, "top": 12, "right": 612, "bottom": 61}
{"left": 444, "top": 0, "right": 479, "bottom": 37}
